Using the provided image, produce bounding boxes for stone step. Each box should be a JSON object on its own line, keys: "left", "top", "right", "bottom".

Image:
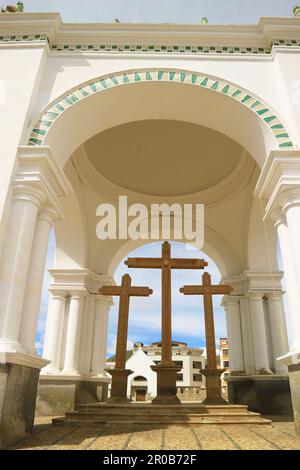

{"left": 65, "top": 411, "right": 262, "bottom": 422}
{"left": 77, "top": 404, "right": 249, "bottom": 415}
{"left": 53, "top": 417, "right": 271, "bottom": 427}
{"left": 52, "top": 403, "right": 271, "bottom": 428}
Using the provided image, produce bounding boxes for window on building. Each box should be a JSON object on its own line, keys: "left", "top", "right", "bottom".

{"left": 133, "top": 376, "right": 147, "bottom": 381}
{"left": 223, "top": 361, "right": 229, "bottom": 368}
{"left": 176, "top": 373, "right": 183, "bottom": 382}
{"left": 174, "top": 361, "right": 183, "bottom": 368}
{"left": 193, "top": 373, "right": 202, "bottom": 382}
{"left": 193, "top": 361, "right": 202, "bottom": 369}
{"left": 222, "top": 349, "right": 228, "bottom": 356}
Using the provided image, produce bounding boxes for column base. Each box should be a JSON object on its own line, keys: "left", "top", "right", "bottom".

{"left": 37, "top": 374, "right": 109, "bottom": 416}
{"left": 0, "top": 352, "right": 48, "bottom": 449}
{"left": 201, "top": 368, "right": 227, "bottom": 405}
{"left": 278, "top": 351, "right": 300, "bottom": 433}
{"left": 227, "top": 374, "right": 293, "bottom": 416}
{"left": 151, "top": 364, "right": 181, "bottom": 405}
{"left": 106, "top": 368, "right": 133, "bottom": 403}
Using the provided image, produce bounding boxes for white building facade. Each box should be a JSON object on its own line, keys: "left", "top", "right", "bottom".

{"left": 0, "top": 12, "right": 300, "bottom": 447}
{"left": 107, "top": 342, "right": 206, "bottom": 402}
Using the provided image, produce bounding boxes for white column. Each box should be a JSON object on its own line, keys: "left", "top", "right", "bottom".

{"left": 224, "top": 296, "right": 245, "bottom": 373}
{"left": 0, "top": 185, "right": 44, "bottom": 352}
{"left": 281, "top": 189, "right": 300, "bottom": 285}
{"left": 273, "top": 212, "right": 300, "bottom": 352}
{"left": 20, "top": 207, "right": 56, "bottom": 354}
{"left": 266, "top": 292, "right": 288, "bottom": 374}
{"left": 248, "top": 293, "right": 272, "bottom": 374}
{"left": 43, "top": 292, "right": 67, "bottom": 373}
{"left": 239, "top": 296, "right": 255, "bottom": 375}
{"left": 78, "top": 295, "right": 95, "bottom": 376}
{"left": 63, "top": 292, "right": 85, "bottom": 375}
{"left": 90, "top": 296, "right": 112, "bottom": 376}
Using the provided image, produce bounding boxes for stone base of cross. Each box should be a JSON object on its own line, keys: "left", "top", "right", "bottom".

{"left": 105, "top": 368, "right": 133, "bottom": 403}
{"left": 200, "top": 368, "right": 227, "bottom": 405}
{"left": 151, "top": 364, "right": 182, "bottom": 405}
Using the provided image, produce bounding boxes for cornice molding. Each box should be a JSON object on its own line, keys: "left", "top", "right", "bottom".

{"left": 48, "top": 268, "right": 115, "bottom": 294}
{"left": 221, "top": 270, "right": 284, "bottom": 295}
{"left": 15, "top": 146, "right": 73, "bottom": 218}
{"left": 1, "top": 14, "right": 300, "bottom": 45}
{"left": 255, "top": 150, "right": 300, "bottom": 219}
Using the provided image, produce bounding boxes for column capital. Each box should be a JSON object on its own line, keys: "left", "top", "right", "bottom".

{"left": 94, "top": 295, "right": 114, "bottom": 308}
{"left": 69, "top": 290, "right": 87, "bottom": 300}
{"left": 270, "top": 208, "right": 286, "bottom": 228}
{"left": 247, "top": 291, "right": 264, "bottom": 302}
{"left": 266, "top": 292, "right": 283, "bottom": 301}
{"left": 12, "top": 183, "right": 46, "bottom": 208}
{"left": 38, "top": 205, "right": 58, "bottom": 225}
{"left": 48, "top": 289, "right": 68, "bottom": 300}
{"left": 279, "top": 188, "right": 300, "bottom": 214}
{"left": 222, "top": 295, "right": 240, "bottom": 308}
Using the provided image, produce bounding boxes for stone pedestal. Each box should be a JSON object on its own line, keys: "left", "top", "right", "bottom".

{"left": 151, "top": 364, "right": 181, "bottom": 405}
{"left": 288, "top": 364, "right": 300, "bottom": 433}
{"left": 278, "top": 351, "right": 300, "bottom": 433}
{"left": 37, "top": 375, "right": 109, "bottom": 416}
{"left": 227, "top": 375, "right": 293, "bottom": 416}
{"left": 0, "top": 353, "right": 48, "bottom": 449}
{"left": 201, "top": 368, "right": 227, "bottom": 405}
{"left": 107, "top": 369, "right": 133, "bottom": 403}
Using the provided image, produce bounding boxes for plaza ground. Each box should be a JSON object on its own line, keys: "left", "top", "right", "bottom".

{"left": 10, "top": 417, "right": 300, "bottom": 451}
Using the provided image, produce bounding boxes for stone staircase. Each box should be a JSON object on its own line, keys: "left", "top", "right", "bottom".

{"left": 53, "top": 403, "right": 271, "bottom": 427}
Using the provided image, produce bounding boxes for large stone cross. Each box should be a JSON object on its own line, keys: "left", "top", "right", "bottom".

{"left": 180, "top": 272, "right": 233, "bottom": 404}
{"left": 125, "top": 241, "right": 207, "bottom": 404}
{"left": 99, "top": 274, "right": 153, "bottom": 402}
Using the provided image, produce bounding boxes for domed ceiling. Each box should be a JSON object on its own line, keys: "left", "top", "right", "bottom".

{"left": 85, "top": 119, "right": 243, "bottom": 197}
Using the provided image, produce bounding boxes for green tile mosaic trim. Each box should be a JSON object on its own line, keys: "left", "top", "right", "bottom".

{"left": 2, "top": 34, "right": 300, "bottom": 56}
{"left": 48, "top": 39, "right": 300, "bottom": 55}
{"left": 29, "top": 69, "right": 295, "bottom": 149}
{"left": 0, "top": 34, "right": 48, "bottom": 43}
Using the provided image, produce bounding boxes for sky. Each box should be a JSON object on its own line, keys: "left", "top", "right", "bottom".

{"left": 21, "top": 0, "right": 296, "bottom": 24}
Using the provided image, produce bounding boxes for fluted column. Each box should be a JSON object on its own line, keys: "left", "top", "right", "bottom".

{"left": 273, "top": 211, "right": 300, "bottom": 352}
{"left": 224, "top": 296, "right": 245, "bottom": 373}
{"left": 90, "top": 296, "right": 112, "bottom": 376}
{"left": 266, "top": 292, "right": 288, "bottom": 374}
{"left": 248, "top": 293, "right": 272, "bottom": 374}
{"left": 43, "top": 292, "right": 67, "bottom": 373}
{"left": 63, "top": 292, "right": 85, "bottom": 375}
{"left": 0, "top": 185, "right": 44, "bottom": 352}
{"left": 20, "top": 206, "right": 56, "bottom": 353}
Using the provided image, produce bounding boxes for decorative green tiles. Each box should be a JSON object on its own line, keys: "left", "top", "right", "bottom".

{"left": 28, "top": 69, "right": 295, "bottom": 150}
{"left": 47, "top": 39, "right": 300, "bottom": 55}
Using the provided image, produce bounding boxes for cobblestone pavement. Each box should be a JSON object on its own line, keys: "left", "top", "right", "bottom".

{"left": 10, "top": 417, "right": 300, "bottom": 451}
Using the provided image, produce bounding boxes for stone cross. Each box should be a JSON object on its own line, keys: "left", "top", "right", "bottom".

{"left": 99, "top": 273, "right": 153, "bottom": 402}
{"left": 180, "top": 272, "right": 233, "bottom": 404}
{"left": 125, "top": 241, "right": 207, "bottom": 404}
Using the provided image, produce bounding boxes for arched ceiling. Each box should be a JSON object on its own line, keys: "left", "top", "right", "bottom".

{"left": 85, "top": 119, "right": 243, "bottom": 197}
